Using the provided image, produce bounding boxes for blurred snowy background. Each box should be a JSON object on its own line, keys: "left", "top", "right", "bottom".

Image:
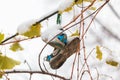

{"left": 0, "top": 0, "right": 120, "bottom": 80}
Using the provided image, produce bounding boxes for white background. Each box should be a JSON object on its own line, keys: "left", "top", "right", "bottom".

{"left": 0, "top": 0, "right": 120, "bottom": 80}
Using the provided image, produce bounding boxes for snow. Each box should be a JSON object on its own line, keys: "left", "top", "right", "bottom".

{"left": 37, "top": 8, "right": 58, "bottom": 22}
{"left": 41, "top": 24, "right": 63, "bottom": 43}
{"left": 58, "top": 0, "right": 74, "bottom": 12}
{"left": 17, "top": 19, "right": 38, "bottom": 34}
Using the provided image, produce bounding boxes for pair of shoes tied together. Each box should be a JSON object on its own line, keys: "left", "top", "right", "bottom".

{"left": 46, "top": 33, "right": 67, "bottom": 61}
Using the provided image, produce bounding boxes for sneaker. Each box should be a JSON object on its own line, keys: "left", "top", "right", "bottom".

{"left": 49, "top": 37, "right": 80, "bottom": 69}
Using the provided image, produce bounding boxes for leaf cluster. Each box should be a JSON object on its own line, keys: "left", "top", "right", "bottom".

{"left": 21, "top": 23, "right": 41, "bottom": 38}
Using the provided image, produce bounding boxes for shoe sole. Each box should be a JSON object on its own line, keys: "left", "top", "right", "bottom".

{"left": 49, "top": 37, "right": 80, "bottom": 69}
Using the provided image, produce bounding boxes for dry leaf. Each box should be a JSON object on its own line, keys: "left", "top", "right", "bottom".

{"left": 96, "top": 46, "right": 102, "bottom": 60}
{"left": 10, "top": 42, "right": 23, "bottom": 52}
{"left": 0, "top": 54, "right": 20, "bottom": 70}
{"left": 70, "top": 30, "right": 80, "bottom": 37}
{"left": 0, "top": 33, "right": 4, "bottom": 43}
{"left": 106, "top": 60, "right": 119, "bottom": 67}
{"left": 22, "top": 23, "right": 41, "bottom": 38}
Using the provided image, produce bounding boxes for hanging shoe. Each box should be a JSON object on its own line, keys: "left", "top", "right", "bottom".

{"left": 49, "top": 37, "right": 80, "bottom": 69}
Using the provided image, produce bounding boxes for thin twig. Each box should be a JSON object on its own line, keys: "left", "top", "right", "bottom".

{"left": 77, "top": 52, "right": 80, "bottom": 80}
{"left": 33, "top": 11, "right": 58, "bottom": 25}
{"left": 29, "top": 73, "right": 32, "bottom": 80}
{"left": 0, "top": 36, "right": 40, "bottom": 45}
{"left": 78, "top": 1, "right": 109, "bottom": 78}
{"left": 78, "top": 48, "right": 95, "bottom": 79}
{"left": 63, "top": 0, "right": 97, "bottom": 29}
{"left": 38, "top": 43, "right": 48, "bottom": 72}
{"left": 108, "top": 3, "right": 120, "bottom": 20}
{"left": 0, "top": 33, "right": 18, "bottom": 45}
{"left": 24, "top": 60, "right": 32, "bottom": 80}
{"left": 43, "top": 61, "right": 55, "bottom": 80}
{"left": 80, "top": 0, "right": 109, "bottom": 41}
{"left": 95, "top": 67, "right": 99, "bottom": 80}
{"left": 70, "top": 52, "right": 78, "bottom": 80}
{"left": 24, "top": 60, "right": 32, "bottom": 70}
{"left": 5, "top": 70, "right": 67, "bottom": 80}
{"left": 80, "top": 70, "right": 92, "bottom": 80}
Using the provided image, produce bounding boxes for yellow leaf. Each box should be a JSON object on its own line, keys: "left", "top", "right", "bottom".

{"left": 10, "top": 42, "right": 23, "bottom": 52}
{"left": 70, "top": 29, "right": 80, "bottom": 37}
{"left": 106, "top": 60, "right": 118, "bottom": 67}
{"left": 0, "top": 71, "right": 4, "bottom": 78}
{"left": 64, "top": 6, "right": 73, "bottom": 12}
{"left": 84, "top": 0, "right": 93, "bottom": 2}
{"left": 0, "top": 54, "right": 20, "bottom": 70}
{"left": 22, "top": 23, "right": 41, "bottom": 38}
{"left": 0, "top": 74, "right": 2, "bottom": 78}
{"left": 75, "top": 0, "right": 83, "bottom": 4}
{"left": 0, "top": 33, "right": 4, "bottom": 43}
{"left": 89, "top": 7, "right": 96, "bottom": 10}
{"left": 59, "top": 3, "right": 75, "bottom": 13}
{"left": 75, "top": 0, "right": 92, "bottom": 4}
{"left": 96, "top": 46, "right": 102, "bottom": 60}
{"left": 60, "top": 0, "right": 97, "bottom": 13}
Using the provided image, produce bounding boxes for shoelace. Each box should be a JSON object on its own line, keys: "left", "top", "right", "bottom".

{"left": 46, "top": 54, "right": 54, "bottom": 61}
{"left": 57, "top": 34, "right": 67, "bottom": 45}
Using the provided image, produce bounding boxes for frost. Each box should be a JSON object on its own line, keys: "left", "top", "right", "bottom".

{"left": 41, "top": 25, "right": 63, "bottom": 43}
{"left": 58, "top": 0, "right": 74, "bottom": 13}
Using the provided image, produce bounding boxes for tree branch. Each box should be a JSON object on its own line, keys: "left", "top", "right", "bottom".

{"left": 5, "top": 70, "right": 67, "bottom": 80}
{"left": 108, "top": 3, "right": 120, "bottom": 20}
{"left": 0, "top": 33, "right": 18, "bottom": 45}
{"left": 33, "top": 11, "right": 58, "bottom": 25}
{"left": 0, "top": 10, "right": 58, "bottom": 45}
